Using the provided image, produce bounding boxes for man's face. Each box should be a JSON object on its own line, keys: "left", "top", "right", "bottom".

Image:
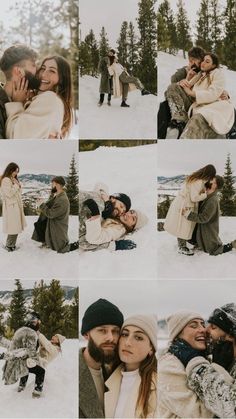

{"left": 208, "top": 177, "right": 217, "bottom": 193}
{"left": 15, "top": 59, "right": 40, "bottom": 89}
{"left": 108, "top": 51, "right": 114, "bottom": 57}
{"left": 85, "top": 325, "right": 120, "bottom": 363}
{"left": 51, "top": 181, "right": 59, "bottom": 193}
{"left": 110, "top": 197, "right": 126, "bottom": 217}
{"left": 21, "top": 59, "right": 37, "bottom": 76}
{"left": 179, "top": 318, "right": 206, "bottom": 350}
{"left": 188, "top": 57, "right": 201, "bottom": 70}
{"left": 206, "top": 323, "right": 228, "bottom": 342}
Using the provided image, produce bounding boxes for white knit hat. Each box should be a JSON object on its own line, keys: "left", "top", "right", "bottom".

{"left": 122, "top": 314, "right": 157, "bottom": 350}
{"left": 55, "top": 334, "right": 66, "bottom": 345}
{"left": 134, "top": 210, "right": 149, "bottom": 230}
{"left": 167, "top": 310, "right": 204, "bottom": 341}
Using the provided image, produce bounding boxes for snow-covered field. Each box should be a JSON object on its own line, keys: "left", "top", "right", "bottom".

{"left": 79, "top": 76, "right": 157, "bottom": 139}
{"left": 79, "top": 144, "right": 157, "bottom": 279}
{"left": 158, "top": 217, "right": 236, "bottom": 279}
{"left": 158, "top": 51, "right": 236, "bottom": 107}
{"left": 0, "top": 339, "right": 78, "bottom": 418}
{"left": 0, "top": 216, "right": 78, "bottom": 279}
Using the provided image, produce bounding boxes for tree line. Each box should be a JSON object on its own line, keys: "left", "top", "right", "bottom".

{"left": 158, "top": 0, "right": 236, "bottom": 70}
{"left": 158, "top": 154, "right": 236, "bottom": 219}
{"left": 79, "top": 140, "right": 157, "bottom": 152}
{"left": 79, "top": 0, "right": 157, "bottom": 93}
{"left": 0, "top": 279, "right": 78, "bottom": 339}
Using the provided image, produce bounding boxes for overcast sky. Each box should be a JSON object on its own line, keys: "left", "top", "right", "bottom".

{"left": 156, "top": 279, "right": 236, "bottom": 319}
{"left": 79, "top": 280, "right": 159, "bottom": 322}
{"left": 157, "top": 141, "right": 236, "bottom": 176}
{"left": 0, "top": 141, "right": 78, "bottom": 175}
{"left": 0, "top": 279, "right": 78, "bottom": 291}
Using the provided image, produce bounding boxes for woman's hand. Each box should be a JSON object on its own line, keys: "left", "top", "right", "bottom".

{"left": 12, "top": 77, "right": 29, "bottom": 103}
{"left": 181, "top": 84, "right": 196, "bottom": 98}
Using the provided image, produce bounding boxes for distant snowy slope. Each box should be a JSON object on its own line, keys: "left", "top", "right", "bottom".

{"left": 79, "top": 145, "right": 157, "bottom": 279}
{"left": 79, "top": 75, "right": 157, "bottom": 139}
{"left": 0, "top": 340, "right": 78, "bottom": 418}
{"left": 158, "top": 51, "right": 236, "bottom": 107}
{"left": 0, "top": 216, "right": 78, "bottom": 279}
{"left": 158, "top": 217, "right": 236, "bottom": 279}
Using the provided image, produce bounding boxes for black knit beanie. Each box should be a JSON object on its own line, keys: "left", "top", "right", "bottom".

{"left": 81, "top": 299, "right": 124, "bottom": 335}
{"left": 208, "top": 303, "right": 236, "bottom": 337}
{"left": 111, "top": 193, "right": 131, "bottom": 211}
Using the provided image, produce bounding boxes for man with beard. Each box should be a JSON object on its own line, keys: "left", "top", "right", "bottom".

{"left": 79, "top": 299, "right": 124, "bottom": 418}
{"left": 0, "top": 311, "right": 44, "bottom": 397}
{"left": 0, "top": 44, "right": 39, "bottom": 138}
{"left": 185, "top": 303, "right": 236, "bottom": 418}
{"left": 32, "top": 176, "right": 78, "bottom": 252}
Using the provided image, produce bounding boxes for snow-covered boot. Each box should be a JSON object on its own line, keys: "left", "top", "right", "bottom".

{"left": 17, "top": 384, "right": 26, "bottom": 392}
{"left": 97, "top": 101, "right": 103, "bottom": 107}
{"left": 70, "top": 241, "right": 79, "bottom": 251}
{"left": 107, "top": 100, "right": 111, "bottom": 106}
{"left": 178, "top": 246, "right": 194, "bottom": 256}
{"left": 141, "top": 89, "right": 151, "bottom": 96}
{"left": 32, "top": 385, "right": 43, "bottom": 398}
{"left": 5, "top": 246, "right": 15, "bottom": 252}
{"left": 166, "top": 120, "right": 186, "bottom": 139}
{"left": 121, "top": 101, "right": 130, "bottom": 107}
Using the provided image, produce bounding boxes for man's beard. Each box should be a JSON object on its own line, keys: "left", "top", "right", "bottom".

{"left": 51, "top": 187, "right": 57, "bottom": 194}
{"left": 24, "top": 71, "right": 41, "bottom": 90}
{"left": 88, "top": 336, "right": 118, "bottom": 364}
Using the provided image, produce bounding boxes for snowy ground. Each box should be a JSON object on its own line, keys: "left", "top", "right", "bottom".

{"left": 0, "top": 339, "right": 78, "bottom": 418}
{"left": 79, "top": 75, "right": 157, "bottom": 139}
{"left": 79, "top": 144, "right": 157, "bottom": 279}
{"left": 158, "top": 51, "right": 236, "bottom": 107}
{"left": 0, "top": 216, "right": 78, "bottom": 279}
{"left": 158, "top": 217, "right": 236, "bottom": 279}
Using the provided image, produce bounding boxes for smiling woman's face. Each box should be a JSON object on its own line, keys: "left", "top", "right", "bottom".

{"left": 118, "top": 325, "right": 153, "bottom": 371}
{"left": 179, "top": 318, "right": 206, "bottom": 350}
{"left": 38, "top": 59, "right": 59, "bottom": 92}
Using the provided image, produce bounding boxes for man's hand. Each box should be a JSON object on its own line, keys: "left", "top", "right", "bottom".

{"left": 115, "top": 239, "right": 137, "bottom": 251}
{"left": 12, "top": 77, "right": 29, "bottom": 103}
{"left": 178, "top": 79, "right": 191, "bottom": 89}
{"left": 186, "top": 69, "right": 197, "bottom": 81}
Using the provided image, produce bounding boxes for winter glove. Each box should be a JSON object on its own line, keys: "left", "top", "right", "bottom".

{"left": 169, "top": 338, "right": 206, "bottom": 367}
{"left": 115, "top": 239, "right": 137, "bottom": 251}
{"left": 212, "top": 340, "right": 234, "bottom": 371}
{"left": 84, "top": 199, "right": 100, "bottom": 216}
{"left": 102, "top": 201, "right": 113, "bottom": 219}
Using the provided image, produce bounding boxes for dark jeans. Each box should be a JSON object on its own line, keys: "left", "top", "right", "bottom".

{"left": 20, "top": 365, "right": 45, "bottom": 388}
{"left": 100, "top": 77, "right": 113, "bottom": 103}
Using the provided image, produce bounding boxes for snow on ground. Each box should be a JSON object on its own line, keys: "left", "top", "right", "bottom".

{"left": 0, "top": 339, "right": 78, "bottom": 418}
{"left": 0, "top": 216, "right": 78, "bottom": 279}
{"left": 79, "top": 75, "right": 157, "bottom": 139}
{"left": 158, "top": 51, "right": 236, "bottom": 107}
{"left": 158, "top": 217, "right": 236, "bottom": 279}
{"left": 79, "top": 144, "right": 157, "bottom": 279}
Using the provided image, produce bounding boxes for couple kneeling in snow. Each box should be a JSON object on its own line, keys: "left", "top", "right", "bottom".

{"left": 79, "top": 183, "right": 148, "bottom": 252}
{"left": 0, "top": 311, "right": 65, "bottom": 398}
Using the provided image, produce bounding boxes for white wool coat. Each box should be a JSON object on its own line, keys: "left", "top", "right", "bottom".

{"left": 85, "top": 216, "right": 126, "bottom": 245}
{"left": 189, "top": 68, "right": 234, "bottom": 134}
{"left": 164, "top": 179, "right": 207, "bottom": 240}
{"left": 158, "top": 352, "right": 213, "bottom": 418}
{"left": 37, "top": 333, "right": 60, "bottom": 369}
{"left": 5, "top": 91, "right": 64, "bottom": 139}
{"left": 105, "top": 365, "right": 157, "bottom": 418}
{"left": 0, "top": 177, "right": 26, "bottom": 234}
{"left": 108, "top": 64, "right": 136, "bottom": 98}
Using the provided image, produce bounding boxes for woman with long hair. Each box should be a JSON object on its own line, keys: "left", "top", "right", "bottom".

{"left": 105, "top": 315, "right": 157, "bottom": 418}
{"left": 179, "top": 52, "right": 235, "bottom": 139}
{"left": 5, "top": 55, "right": 73, "bottom": 139}
{"left": 0, "top": 162, "right": 26, "bottom": 251}
{"left": 164, "top": 164, "right": 216, "bottom": 255}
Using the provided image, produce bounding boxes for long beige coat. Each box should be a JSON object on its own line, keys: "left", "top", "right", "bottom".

{"left": 164, "top": 179, "right": 207, "bottom": 240}
{"left": 108, "top": 64, "right": 136, "bottom": 98}
{"left": 158, "top": 353, "right": 213, "bottom": 418}
{"left": 105, "top": 365, "right": 157, "bottom": 418}
{"left": 85, "top": 216, "right": 126, "bottom": 245}
{"left": 189, "top": 69, "right": 234, "bottom": 134}
{"left": 37, "top": 333, "right": 60, "bottom": 369}
{"left": 0, "top": 177, "right": 26, "bottom": 234}
{"left": 5, "top": 91, "right": 64, "bottom": 139}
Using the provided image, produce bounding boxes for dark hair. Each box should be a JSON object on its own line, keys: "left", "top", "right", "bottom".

{"left": 0, "top": 45, "right": 37, "bottom": 80}
{"left": 0, "top": 162, "right": 19, "bottom": 185}
{"left": 215, "top": 175, "right": 224, "bottom": 190}
{"left": 187, "top": 164, "right": 216, "bottom": 183}
{"left": 109, "top": 49, "right": 116, "bottom": 55}
{"left": 188, "top": 47, "right": 205, "bottom": 60}
{"left": 52, "top": 176, "right": 65, "bottom": 186}
{"left": 204, "top": 52, "right": 220, "bottom": 68}
{"left": 39, "top": 55, "right": 73, "bottom": 138}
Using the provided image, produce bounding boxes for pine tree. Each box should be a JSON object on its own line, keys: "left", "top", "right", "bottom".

{"left": 63, "top": 288, "right": 78, "bottom": 338}
{"left": 117, "top": 21, "right": 129, "bottom": 67}
{"left": 0, "top": 303, "right": 6, "bottom": 335}
{"left": 196, "top": 0, "right": 213, "bottom": 51}
{"left": 137, "top": 0, "right": 157, "bottom": 93}
{"left": 210, "top": 0, "right": 223, "bottom": 58}
{"left": 8, "top": 279, "right": 26, "bottom": 332}
{"left": 31, "top": 280, "right": 47, "bottom": 314}
{"left": 158, "top": 0, "right": 178, "bottom": 54}
{"left": 66, "top": 154, "right": 79, "bottom": 215}
{"left": 223, "top": 0, "right": 236, "bottom": 70}
{"left": 99, "top": 27, "right": 109, "bottom": 58}
{"left": 220, "top": 154, "right": 236, "bottom": 216}
{"left": 176, "top": 0, "right": 193, "bottom": 58}
{"left": 127, "top": 22, "right": 139, "bottom": 74}
{"left": 79, "top": 40, "right": 93, "bottom": 76}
